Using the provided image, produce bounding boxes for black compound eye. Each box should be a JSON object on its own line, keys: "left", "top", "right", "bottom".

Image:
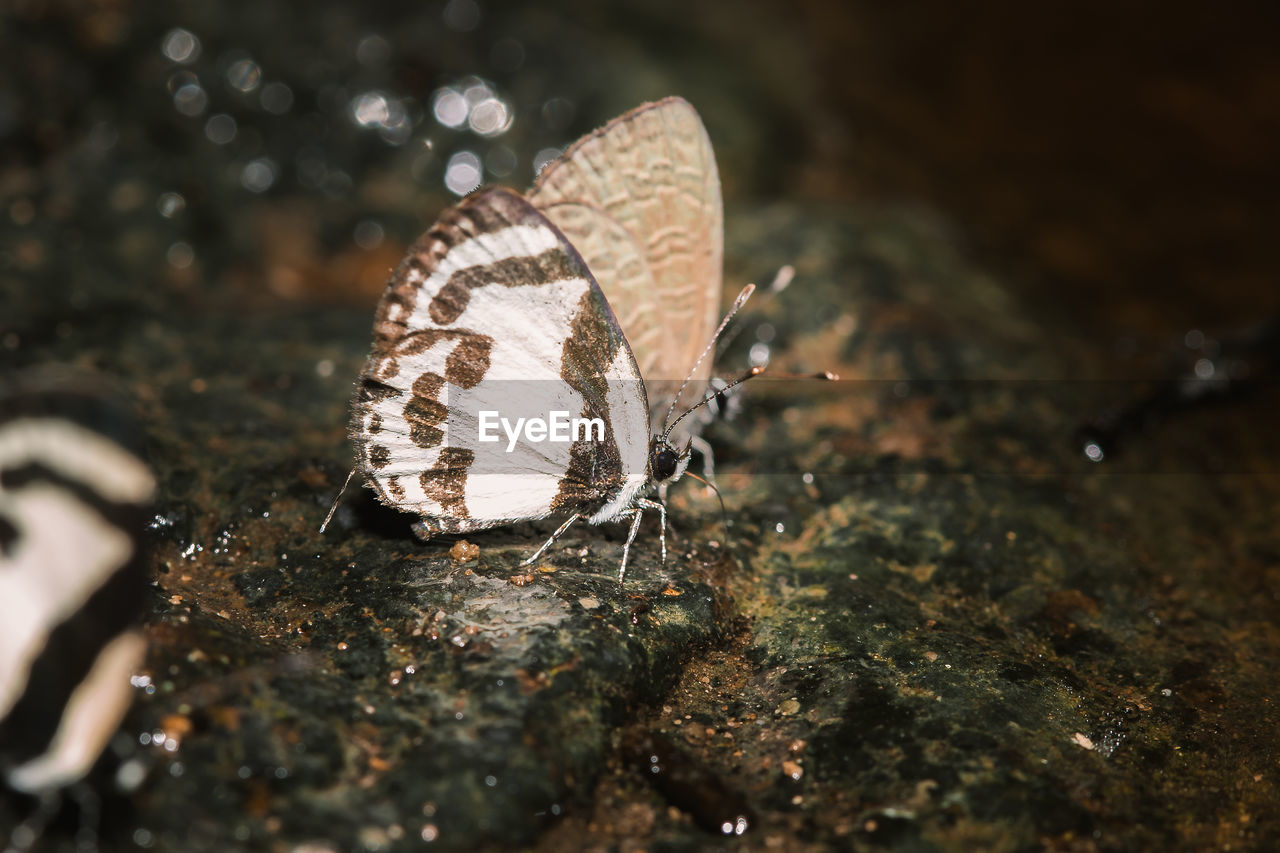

{"left": 652, "top": 447, "right": 679, "bottom": 482}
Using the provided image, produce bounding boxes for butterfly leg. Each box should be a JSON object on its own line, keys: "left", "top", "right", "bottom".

{"left": 520, "top": 514, "right": 581, "bottom": 567}
{"left": 617, "top": 506, "right": 647, "bottom": 585}
{"left": 636, "top": 498, "right": 666, "bottom": 566}
{"left": 410, "top": 519, "right": 439, "bottom": 542}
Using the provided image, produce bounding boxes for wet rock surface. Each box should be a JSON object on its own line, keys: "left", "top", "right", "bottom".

{"left": 4, "top": 2, "right": 1279, "bottom": 851}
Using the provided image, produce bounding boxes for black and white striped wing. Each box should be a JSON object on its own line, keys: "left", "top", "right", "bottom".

{"left": 0, "top": 386, "right": 153, "bottom": 794}
{"left": 352, "top": 187, "right": 651, "bottom": 532}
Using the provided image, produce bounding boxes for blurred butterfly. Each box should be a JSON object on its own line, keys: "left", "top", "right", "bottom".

{"left": 0, "top": 377, "right": 153, "bottom": 806}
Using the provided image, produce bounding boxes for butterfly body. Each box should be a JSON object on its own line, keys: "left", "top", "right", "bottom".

{"left": 348, "top": 98, "right": 720, "bottom": 580}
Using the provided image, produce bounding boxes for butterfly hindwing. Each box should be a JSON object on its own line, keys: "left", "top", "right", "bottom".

{"left": 352, "top": 187, "right": 651, "bottom": 531}
{"left": 529, "top": 96, "right": 724, "bottom": 440}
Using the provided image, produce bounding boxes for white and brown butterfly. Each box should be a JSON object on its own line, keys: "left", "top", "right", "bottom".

{"left": 0, "top": 379, "right": 153, "bottom": 797}
{"left": 337, "top": 97, "right": 752, "bottom": 582}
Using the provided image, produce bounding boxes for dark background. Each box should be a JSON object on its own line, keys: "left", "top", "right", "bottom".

{"left": 5, "top": 0, "right": 1276, "bottom": 361}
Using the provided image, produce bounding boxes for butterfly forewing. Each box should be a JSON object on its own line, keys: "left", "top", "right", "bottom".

{"left": 529, "top": 97, "right": 724, "bottom": 437}
{"left": 352, "top": 187, "right": 650, "bottom": 532}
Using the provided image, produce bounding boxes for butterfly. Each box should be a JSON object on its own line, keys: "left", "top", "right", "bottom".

{"left": 0, "top": 377, "right": 153, "bottom": 798}
{"left": 338, "top": 97, "right": 753, "bottom": 582}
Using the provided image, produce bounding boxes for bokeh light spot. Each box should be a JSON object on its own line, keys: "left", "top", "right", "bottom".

{"left": 354, "top": 220, "right": 385, "bottom": 249}
{"left": 432, "top": 88, "right": 468, "bottom": 128}
{"left": 444, "top": 151, "right": 482, "bottom": 196}
{"left": 173, "top": 83, "right": 208, "bottom": 116}
{"left": 161, "top": 28, "right": 200, "bottom": 64}
{"left": 156, "top": 192, "right": 186, "bottom": 218}
{"left": 443, "top": 0, "right": 480, "bottom": 32}
{"left": 204, "top": 113, "right": 237, "bottom": 144}
{"left": 241, "top": 158, "right": 277, "bottom": 193}
{"left": 226, "top": 58, "right": 261, "bottom": 93}
{"left": 260, "top": 82, "right": 293, "bottom": 115}
{"left": 532, "top": 147, "right": 561, "bottom": 174}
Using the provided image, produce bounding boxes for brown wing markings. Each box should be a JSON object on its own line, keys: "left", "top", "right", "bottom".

{"left": 386, "top": 476, "right": 405, "bottom": 500}
{"left": 403, "top": 371, "right": 448, "bottom": 450}
{"left": 551, "top": 288, "right": 628, "bottom": 515}
{"left": 374, "top": 328, "right": 491, "bottom": 389}
{"left": 370, "top": 236, "right": 450, "bottom": 353}
{"left": 419, "top": 447, "right": 473, "bottom": 519}
{"left": 427, "top": 247, "right": 581, "bottom": 325}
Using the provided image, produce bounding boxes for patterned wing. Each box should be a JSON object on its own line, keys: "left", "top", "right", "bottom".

{"left": 352, "top": 188, "right": 651, "bottom": 531}
{"left": 0, "top": 381, "right": 153, "bottom": 794}
{"left": 529, "top": 97, "right": 724, "bottom": 437}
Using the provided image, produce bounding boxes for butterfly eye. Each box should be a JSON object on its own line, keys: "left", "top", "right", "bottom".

{"left": 651, "top": 446, "right": 679, "bottom": 482}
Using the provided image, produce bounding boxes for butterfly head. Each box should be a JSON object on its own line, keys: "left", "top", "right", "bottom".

{"left": 649, "top": 436, "right": 691, "bottom": 485}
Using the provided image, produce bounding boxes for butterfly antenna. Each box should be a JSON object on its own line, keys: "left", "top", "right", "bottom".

{"left": 665, "top": 284, "right": 752, "bottom": 432}
{"left": 319, "top": 465, "right": 359, "bottom": 533}
{"left": 663, "top": 366, "right": 838, "bottom": 443}
{"left": 685, "top": 470, "right": 729, "bottom": 542}
{"left": 663, "top": 366, "right": 765, "bottom": 441}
